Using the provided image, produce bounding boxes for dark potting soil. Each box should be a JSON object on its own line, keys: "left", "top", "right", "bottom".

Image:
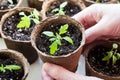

{"left": 46, "top": 1, "right": 81, "bottom": 17}
{"left": 91, "top": 0, "right": 110, "bottom": 3}
{"left": 2, "top": 12, "right": 35, "bottom": 41}
{"left": 36, "top": 23, "right": 82, "bottom": 56}
{"left": 88, "top": 45, "right": 120, "bottom": 76}
{"left": 0, "top": 0, "right": 18, "bottom": 10}
{"left": 0, "top": 54, "right": 24, "bottom": 80}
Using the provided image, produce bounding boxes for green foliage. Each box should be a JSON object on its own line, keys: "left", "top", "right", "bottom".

{"left": 0, "top": 64, "right": 21, "bottom": 73}
{"left": 17, "top": 9, "right": 40, "bottom": 29}
{"left": 102, "top": 43, "right": 120, "bottom": 65}
{"left": 95, "top": 0, "right": 99, "bottom": 2}
{"left": 52, "top": 1, "right": 68, "bottom": 15}
{"left": 8, "top": 0, "right": 13, "bottom": 4}
{"left": 42, "top": 24, "right": 74, "bottom": 55}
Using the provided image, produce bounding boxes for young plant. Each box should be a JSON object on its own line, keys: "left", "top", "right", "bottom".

{"left": 17, "top": 9, "right": 40, "bottom": 29}
{"left": 95, "top": 0, "right": 100, "bottom": 3}
{"left": 51, "top": 1, "right": 68, "bottom": 15}
{"left": 42, "top": 24, "right": 74, "bottom": 55}
{"left": 8, "top": 0, "right": 13, "bottom": 4}
{"left": 102, "top": 43, "right": 120, "bottom": 65}
{"left": 0, "top": 64, "right": 21, "bottom": 73}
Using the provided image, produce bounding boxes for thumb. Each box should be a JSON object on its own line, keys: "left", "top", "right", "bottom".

{"left": 42, "top": 63, "right": 102, "bottom": 80}
{"left": 42, "top": 63, "right": 79, "bottom": 80}
{"left": 85, "top": 17, "right": 108, "bottom": 44}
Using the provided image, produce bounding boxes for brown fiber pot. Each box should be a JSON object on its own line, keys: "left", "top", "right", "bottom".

{"left": 0, "top": 0, "right": 23, "bottom": 19}
{"left": 0, "top": 7, "right": 40, "bottom": 64}
{"left": 27, "top": 0, "right": 43, "bottom": 11}
{"left": 41, "top": 0, "right": 86, "bottom": 20}
{"left": 84, "top": 40, "right": 120, "bottom": 80}
{"left": 0, "top": 49, "right": 30, "bottom": 80}
{"left": 31, "top": 15, "right": 85, "bottom": 72}
{"left": 0, "top": 0, "right": 23, "bottom": 37}
{"left": 83, "top": 0, "right": 117, "bottom": 7}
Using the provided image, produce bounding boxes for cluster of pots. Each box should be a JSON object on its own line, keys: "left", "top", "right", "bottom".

{"left": 0, "top": 0, "right": 119, "bottom": 80}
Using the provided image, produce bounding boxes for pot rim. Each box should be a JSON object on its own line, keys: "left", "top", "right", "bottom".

{"left": 0, "top": 0, "right": 23, "bottom": 12}
{"left": 0, "top": 7, "right": 40, "bottom": 43}
{"left": 41, "top": 0, "right": 86, "bottom": 20}
{"left": 84, "top": 40, "right": 120, "bottom": 79}
{"left": 31, "top": 15, "right": 85, "bottom": 58}
{"left": 0, "top": 49, "right": 30, "bottom": 80}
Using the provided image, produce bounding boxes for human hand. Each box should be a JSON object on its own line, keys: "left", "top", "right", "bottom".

{"left": 41, "top": 4, "right": 120, "bottom": 80}
{"left": 42, "top": 62, "right": 102, "bottom": 80}
{"left": 73, "top": 4, "right": 120, "bottom": 44}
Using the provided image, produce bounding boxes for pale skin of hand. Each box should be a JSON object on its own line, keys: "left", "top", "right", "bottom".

{"left": 73, "top": 4, "right": 120, "bottom": 44}
{"left": 41, "top": 4, "right": 120, "bottom": 80}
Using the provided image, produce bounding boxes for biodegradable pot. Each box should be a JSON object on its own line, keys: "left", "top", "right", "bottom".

{"left": 0, "top": 0, "right": 23, "bottom": 37}
{"left": 41, "top": 0, "right": 86, "bottom": 20}
{"left": 84, "top": 40, "right": 120, "bottom": 80}
{"left": 0, "top": 49, "right": 29, "bottom": 80}
{"left": 31, "top": 15, "right": 85, "bottom": 72}
{"left": 83, "top": 0, "right": 117, "bottom": 7}
{"left": 27, "top": 0, "right": 43, "bottom": 11}
{"left": 0, "top": 7, "right": 40, "bottom": 64}
{"left": 0, "top": 0, "right": 23, "bottom": 18}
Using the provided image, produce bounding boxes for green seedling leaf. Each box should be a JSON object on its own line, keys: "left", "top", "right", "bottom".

{"left": 56, "top": 39, "right": 62, "bottom": 46}
{"left": 116, "top": 53, "right": 120, "bottom": 59}
{"left": 56, "top": 33, "right": 62, "bottom": 40}
{"left": 8, "top": 0, "right": 13, "bottom": 4}
{"left": 96, "top": 0, "right": 99, "bottom": 2}
{"left": 113, "top": 43, "right": 118, "bottom": 49}
{"left": 112, "top": 55, "right": 117, "bottom": 65}
{"left": 52, "top": 8, "right": 59, "bottom": 13}
{"left": 17, "top": 9, "right": 40, "bottom": 29}
{"left": 19, "top": 12, "right": 25, "bottom": 16}
{"left": 42, "top": 31, "right": 55, "bottom": 37}
{"left": 58, "top": 10, "right": 65, "bottom": 15}
{"left": 49, "top": 41, "right": 58, "bottom": 55}
{"left": 32, "top": 18, "right": 40, "bottom": 24}
{"left": 5, "top": 65, "right": 21, "bottom": 71}
{"left": 49, "top": 38, "right": 56, "bottom": 42}
{"left": 52, "top": 1, "right": 67, "bottom": 15}
{"left": 102, "top": 43, "right": 120, "bottom": 65}
{"left": 102, "top": 52, "right": 113, "bottom": 61}
{"left": 63, "top": 36, "right": 73, "bottom": 44}
{"left": 60, "top": 1, "right": 68, "bottom": 9}
{"left": 17, "top": 16, "right": 30, "bottom": 28}
{"left": 0, "top": 64, "right": 21, "bottom": 73}
{"left": 0, "top": 64, "right": 5, "bottom": 73}
{"left": 43, "top": 24, "right": 74, "bottom": 55}
{"left": 33, "top": 9, "right": 40, "bottom": 19}
{"left": 59, "top": 24, "right": 68, "bottom": 35}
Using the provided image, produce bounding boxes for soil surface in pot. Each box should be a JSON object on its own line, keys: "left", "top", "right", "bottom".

{"left": 91, "top": 0, "right": 110, "bottom": 3}
{"left": 36, "top": 23, "right": 82, "bottom": 56}
{"left": 88, "top": 45, "right": 120, "bottom": 76}
{"left": 0, "top": 0, "right": 18, "bottom": 10}
{"left": 46, "top": 1, "right": 81, "bottom": 17}
{"left": 0, "top": 54, "right": 24, "bottom": 79}
{"left": 2, "top": 12, "right": 36, "bottom": 41}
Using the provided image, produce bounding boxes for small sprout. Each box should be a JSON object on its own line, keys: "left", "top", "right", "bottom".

{"left": 0, "top": 64, "right": 21, "bottom": 73}
{"left": 95, "top": 0, "right": 100, "bottom": 2}
{"left": 0, "top": 64, "right": 5, "bottom": 73}
{"left": 102, "top": 43, "right": 120, "bottom": 65}
{"left": 113, "top": 43, "right": 118, "bottom": 49}
{"left": 52, "top": 1, "right": 68, "bottom": 15}
{"left": 8, "top": 0, "right": 13, "bottom": 4}
{"left": 42, "top": 24, "right": 74, "bottom": 55}
{"left": 17, "top": 9, "right": 40, "bottom": 29}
